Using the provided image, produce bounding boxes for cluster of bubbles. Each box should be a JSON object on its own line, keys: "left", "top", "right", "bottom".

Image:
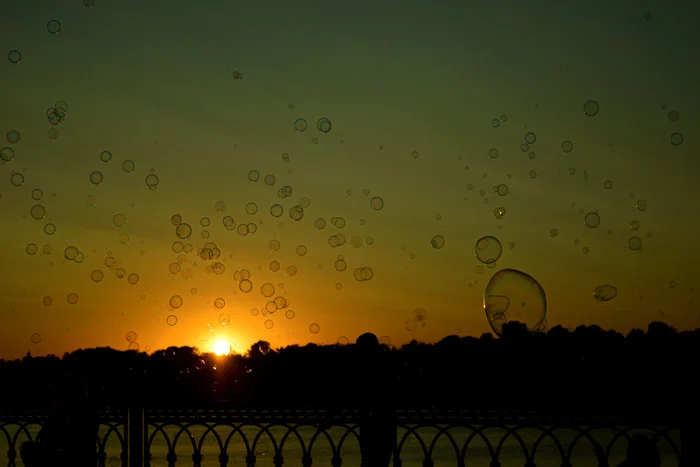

{"left": 405, "top": 307, "right": 428, "bottom": 331}
{"left": 293, "top": 117, "right": 332, "bottom": 134}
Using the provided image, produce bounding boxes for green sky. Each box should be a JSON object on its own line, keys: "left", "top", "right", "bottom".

{"left": 0, "top": 0, "right": 698, "bottom": 360}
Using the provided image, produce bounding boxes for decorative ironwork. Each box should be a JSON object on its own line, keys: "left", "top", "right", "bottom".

{"left": 0, "top": 408, "right": 689, "bottom": 466}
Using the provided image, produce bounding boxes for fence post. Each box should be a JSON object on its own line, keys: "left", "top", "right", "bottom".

{"left": 128, "top": 406, "right": 144, "bottom": 467}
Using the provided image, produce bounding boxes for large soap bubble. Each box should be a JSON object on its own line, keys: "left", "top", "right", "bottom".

{"left": 484, "top": 268, "right": 546, "bottom": 336}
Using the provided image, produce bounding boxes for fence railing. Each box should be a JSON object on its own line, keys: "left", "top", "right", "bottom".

{"left": 0, "top": 407, "right": 695, "bottom": 466}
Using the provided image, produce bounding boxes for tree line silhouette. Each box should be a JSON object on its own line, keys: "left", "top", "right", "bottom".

{"left": 1, "top": 321, "right": 697, "bottom": 418}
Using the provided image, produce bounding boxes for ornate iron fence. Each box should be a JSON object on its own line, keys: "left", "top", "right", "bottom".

{"left": 0, "top": 408, "right": 694, "bottom": 466}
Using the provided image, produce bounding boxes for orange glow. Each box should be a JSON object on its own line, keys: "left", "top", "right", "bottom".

{"left": 212, "top": 340, "right": 232, "bottom": 356}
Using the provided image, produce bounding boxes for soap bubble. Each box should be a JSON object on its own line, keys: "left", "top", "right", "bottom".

{"left": 484, "top": 268, "right": 546, "bottom": 336}
{"left": 583, "top": 100, "right": 599, "bottom": 116}
{"left": 316, "top": 118, "right": 332, "bottom": 133}
{"left": 8, "top": 50, "right": 21, "bottom": 64}
{"left": 47, "top": 20, "right": 61, "bottom": 35}
{"left": 430, "top": 235, "right": 445, "bottom": 249}
{"left": 475, "top": 236, "right": 502, "bottom": 264}
{"left": 294, "top": 118, "right": 308, "bottom": 132}
{"left": 593, "top": 284, "right": 618, "bottom": 302}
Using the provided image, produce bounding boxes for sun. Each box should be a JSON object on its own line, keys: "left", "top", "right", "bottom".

{"left": 212, "top": 340, "right": 232, "bottom": 356}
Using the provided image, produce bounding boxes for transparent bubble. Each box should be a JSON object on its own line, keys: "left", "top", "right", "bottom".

{"left": 495, "top": 184, "right": 509, "bottom": 196}
{"left": 10, "top": 172, "right": 24, "bottom": 186}
{"left": 406, "top": 319, "right": 417, "bottom": 331}
{"left": 125, "top": 331, "right": 137, "bottom": 343}
{"left": 127, "top": 273, "right": 139, "bottom": 285}
{"left": 668, "top": 110, "right": 680, "bottom": 122}
{"left": 561, "top": 140, "right": 574, "bottom": 153}
{"left": 269, "top": 239, "right": 281, "bottom": 251}
{"left": 316, "top": 118, "right": 332, "bottom": 133}
{"left": 199, "top": 217, "right": 210, "bottom": 228}
{"left": 219, "top": 313, "right": 230, "bottom": 326}
{"left": 294, "top": 118, "right": 308, "bottom": 132}
{"left": 484, "top": 268, "right": 546, "bottom": 336}
{"left": 309, "top": 323, "right": 320, "bottom": 334}
{"left": 111, "top": 213, "right": 126, "bottom": 227}
{"left": 91, "top": 269, "right": 104, "bottom": 282}
{"left": 668, "top": 280, "right": 676, "bottom": 288}
{"left": 270, "top": 204, "right": 283, "bottom": 217}
{"left": 248, "top": 170, "right": 260, "bottom": 182}
{"left": 67, "top": 293, "right": 79, "bottom": 304}
{"left": 627, "top": 236, "right": 643, "bottom": 250}
{"left": 289, "top": 205, "right": 304, "bottom": 221}
{"left": 8, "top": 50, "right": 21, "bottom": 64}
{"left": 488, "top": 148, "right": 499, "bottom": 159}
{"left": 25, "top": 243, "right": 38, "bottom": 255}
{"left": 603, "top": 180, "right": 613, "bottom": 189}
{"left": 413, "top": 308, "right": 428, "bottom": 322}
{"left": 353, "top": 267, "right": 374, "bottom": 282}
{"left": 300, "top": 197, "right": 311, "bottom": 208}
{"left": 195, "top": 359, "right": 206, "bottom": 370}
{"left": 549, "top": 228, "right": 559, "bottom": 238}
{"left": 281, "top": 152, "right": 290, "bottom": 163}
{"left": 31, "top": 333, "right": 42, "bottom": 344}
{"left": 122, "top": 160, "right": 135, "bottom": 173}
{"left": 315, "top": 218, "right": 326, "bottom": 229}
{"left": 584, "top": 212, "right": 601, "bottom": 228}
{"left": 636, "top": 199, "right": 647, "bottom": 211}
{"left": 264, "top": 319, "right": 274, "bottom": 329}
{"left": 269, "top": 260, "right": 280, "bottom": 272}
{"left": 629, "top": 220, "right": 640, "bottom": 231}
{"left": 334, "top": 259, "right": 347, "bottom": 271}
{"left": 475, "top": 236, "right": 502, "bottom": 264}
{"left": 524, "top": 132, "right": 536, "bottom": 144}
{"left": 222, "top": 216, "right": 236, "bottom": 231}
{"left": 170, "top": 214, "right": 182, "bottom": 226}
{"left": 64, "top": 246, "right": 79, "bottom": 260}
{"left": 669, "top": 133, "right": 683, "bottom": 146}
{"left": 430, "top": 235, "right": 445, "bottom": 249}
{"left": 285, "top": 309, "right": 295, "bottom": 319}
{"left": 169, "top": 295, "right": 183, "bottom": 309}
{"left": 583, "top": 100, "right": 599, "bottom": 117}
{"left": 239, "top": 279, "right": 253, "bottom": 293}
{"left": 47, "top": 20, "right": 61, "bottom": 35}
{"left": 261, "top": 283, "right": 275, "bottom": 297}
{"left": 166, "top": 315, "right": 178, "bottom": 326}
{"left": 99, "top": 150, "right": 112, "bottom": 162}
{"left": 528, "top": 170, "right": 537, "bottom": 179}
{"left": 176, "top": 223, "right": 192, "bottom": 239}
{"left": 370, "top": 197, "right": 384, "bottom": 211}
{"left": 491, "top": 119, "right": 500, "bottom": 128}
{"left": 232, "top": 70, "right": 243, "bottom": 80}
{"left": 366, "top": 236, "right": 375, "bottom": 245}
{"left": 30, "top": 204, "right": 46, "bottom": 220}
{"left": 88, "top": 170, "right": 105, "bottom": 185}
{"left": 215, "top": 200, "right": 226, "bottom": 213}
{"left": 593, "top": 284, "right": 618, "bottom": 302}
{"left": 1, "top": 147, "right": 15, "bottom": 161}
{"left": 43, "top": 296, "right": 53, "bottom": 306}
{"left": 264, "top": 174, "right": 276, "bottom": 186}
{"left": 145, "top": 174, "right": 159, "bottom": 190}
{"left": 30, "top": 188, "right": 43, "bottom": 201}
{"left": 116, "top": 268, "right": 126, "bottom": 279}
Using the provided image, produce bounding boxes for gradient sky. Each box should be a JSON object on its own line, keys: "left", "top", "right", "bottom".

{"left": 1, "top": 0, "right": 698, "bottom": 360}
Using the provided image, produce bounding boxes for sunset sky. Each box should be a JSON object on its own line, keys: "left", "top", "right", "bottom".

{"left": 1, "top": 0, "right": 698, "bottom": 360}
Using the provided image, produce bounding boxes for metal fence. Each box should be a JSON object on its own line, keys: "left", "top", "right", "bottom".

{"left": 0, "top": 408, "right": 695, "bottom": 466}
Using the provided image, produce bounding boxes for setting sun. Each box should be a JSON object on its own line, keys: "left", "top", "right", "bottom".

{"left": 212, "top": 340, "right": 232, "bottom": 356}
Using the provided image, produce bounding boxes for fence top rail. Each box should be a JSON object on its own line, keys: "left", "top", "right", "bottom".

{"left": 0, "top": 407, "right": 686, "bottom": 427}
